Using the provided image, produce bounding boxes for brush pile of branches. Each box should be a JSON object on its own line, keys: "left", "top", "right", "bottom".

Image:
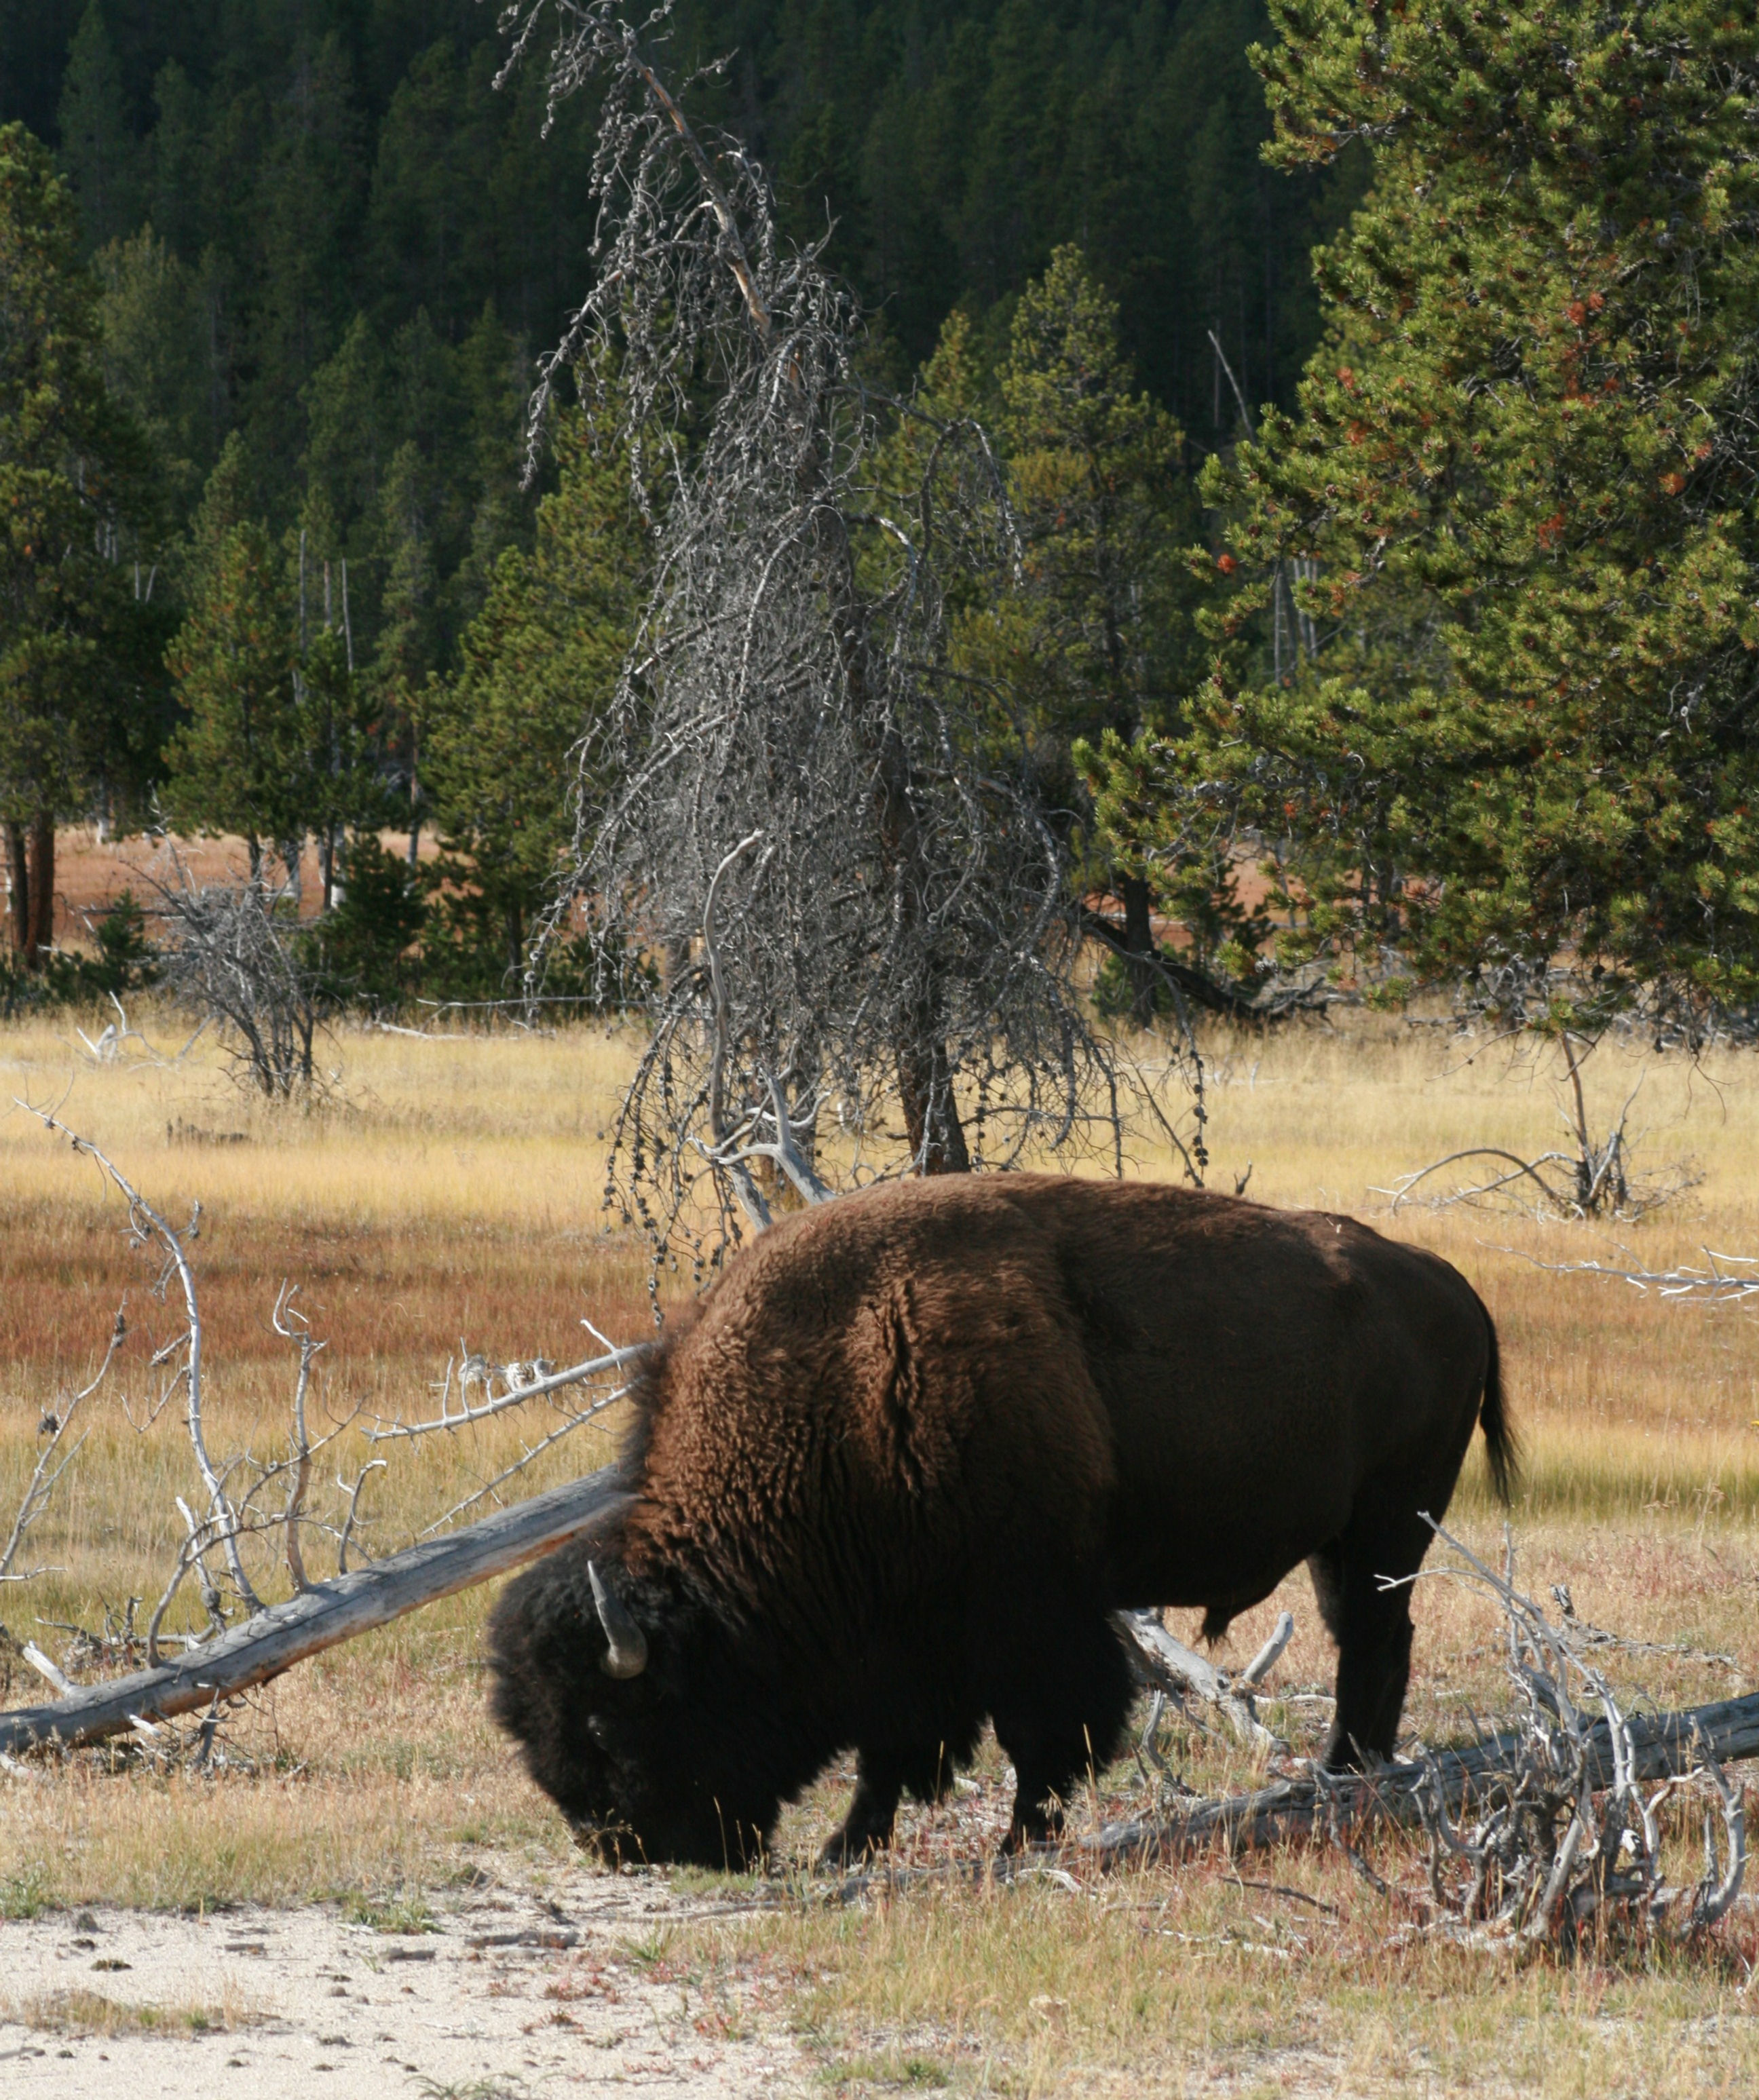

{"left": 1406, "top": 1529, "right": 1745, "bottom": 1951}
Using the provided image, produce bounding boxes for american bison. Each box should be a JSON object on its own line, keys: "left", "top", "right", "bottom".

{"left": 489, "top": 1175, "right": 1512, "bottom": 1867}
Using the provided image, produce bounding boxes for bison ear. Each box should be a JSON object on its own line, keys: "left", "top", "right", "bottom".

{"left": 588, "top": 1560, "right": 649, "bottom": 1679}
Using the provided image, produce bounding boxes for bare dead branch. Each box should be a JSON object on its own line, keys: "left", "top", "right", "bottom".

{"left": 1378, "top": 1520, "right": 1747, "bottom": 1947}
{"left": 0, "top": 1305, "right": 125, "bottom": 1585}
{"left": 16, "top": 1101, "right": 261, "bottom": 1614}
{"left": 1118, "top": 1610, "right": 1286, "bottom": 1755}
{"left": 1492, "top": 1243, "right": 1759, "bottom": 1307}
{"left": 363, "top": 1340, "right": 651, "bottom": 1443}
{"left": 273, "top": 1284, "right": 322, "bottom": 1592}
{"left": 335, "top": 1460, "right": 386, "bottom": 1576}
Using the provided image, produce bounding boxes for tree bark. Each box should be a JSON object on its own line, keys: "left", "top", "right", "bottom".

{"left": 0, "top": 1464, "right": 632, "bottom": 1757}
{"left": 896, "top": 1039, "right": 971, "bottom": 1175}
{"left": 280, "top": 837, "right": 304, "bottom": 913}
{"left": 506, "top": 898, "right": 524, "bottom": 982}
{"left": 26, "top": 812, "right": 54, "bottom": 963}
{"left": 1080, "top": 1689, "right": 1759, "bottom": 1868}
{"left": 1120, "top": 873, "right": 1158, "bottom": 1027}
{"left": 876, "top": 725, "right": 970, "bottom": 1174}
{"left": 3, "top": 820, "right": 28, "bottom": 960}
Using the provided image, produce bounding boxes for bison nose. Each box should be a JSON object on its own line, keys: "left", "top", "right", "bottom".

{"left": 588, "top": 1559, "right": 649, "bottom": 1677}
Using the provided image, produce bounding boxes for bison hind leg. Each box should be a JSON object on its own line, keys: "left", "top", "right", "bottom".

{"left": 1200, "top": 1605, "right": 1234, "bottom": 1644}
{"left": 1309, "top": 1513, "right": 1427, "bottom": 1770}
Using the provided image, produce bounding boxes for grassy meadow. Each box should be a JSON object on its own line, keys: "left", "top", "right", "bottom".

{"left": 3, "top": 1000, "right": 1759, "bottom": 2092}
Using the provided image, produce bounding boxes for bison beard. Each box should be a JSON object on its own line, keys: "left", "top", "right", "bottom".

{"left": 489, "top": 1176, "right": 1513, "bottom": 1868}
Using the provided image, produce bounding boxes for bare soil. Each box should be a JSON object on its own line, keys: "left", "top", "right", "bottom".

{"left": 0, "top": 1860, "right": 810, "bottom": 2098}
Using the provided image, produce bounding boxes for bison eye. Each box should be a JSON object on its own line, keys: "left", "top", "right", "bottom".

{"left": 587, "top": 1715, "right": 613, "bottom": 1748}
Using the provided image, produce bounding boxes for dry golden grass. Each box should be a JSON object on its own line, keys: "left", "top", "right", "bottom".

{"left": 10, "top": 1983, "right": 254, "bottom": 2038}
{"left": 4, "top": 1001, "right": 1759, "bottom": 2093}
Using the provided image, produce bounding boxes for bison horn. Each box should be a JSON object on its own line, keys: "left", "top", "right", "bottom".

{"left": 588, "top": 1560, "right": 648, "bottom": 1679}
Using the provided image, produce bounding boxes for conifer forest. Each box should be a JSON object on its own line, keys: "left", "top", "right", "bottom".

{"left": 3, "top": 0, "right": 1756, "bottom": 1052}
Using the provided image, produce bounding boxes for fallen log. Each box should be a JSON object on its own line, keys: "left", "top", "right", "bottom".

{"left": 1118, "top": 1609, "right": 1289, "bottom": 1755}
{"left": 0, "top": 1465, "right": 630, "bottom": 1757}
{"left": 1078, "top": 1689, "right": 1759, "bottom": 1868}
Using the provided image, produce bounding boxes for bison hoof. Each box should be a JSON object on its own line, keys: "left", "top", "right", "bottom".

{"left": 816, "top": 1831, "right": 887, "bottom": 1873}
{"left": 1002, "top": 1805, "right": 1063, "bottom": 1855}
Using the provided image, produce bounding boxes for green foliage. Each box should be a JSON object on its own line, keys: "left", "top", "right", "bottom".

{"left": 339, "top": 1887, "right": 438, "bottom": 1935}
{"left": 419, "top": 414, "right": 650, "bottom": 996}
{"left": 981, "top": 248, "right": 1196, "bottom": 837}
{"left": 300, "top": 839, "right": 425, "bottom": 1010}
{"left": 56, "top": 2, "right": 138, "bottom": 252}
{"left": 39, "top": 887, "right": 160, "bottom": 1005}
{"left": 1093, "top": 0, "right": 1759, "bottom": 1016}
{"left": 94, "top": 223, "right": 210, "bottom": 506}
{"left": 0, "top": 119, "right": 161, "bottom": 839}
{"left": 159, "top": 507, "right": 305, "bottom": 866}
{"left": 161, "top": 442, "right": 389, "bottom": 875}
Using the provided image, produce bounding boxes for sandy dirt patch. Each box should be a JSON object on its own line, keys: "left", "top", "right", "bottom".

{"left": 0, "top": 1865, "right": 808, "bottom": 2098}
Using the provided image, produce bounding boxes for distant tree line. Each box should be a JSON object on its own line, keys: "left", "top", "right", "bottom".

{"left": 0, "top": 0, "right": 1355, "bottom": 1008}
{"left": 4, "top": 0, "right": 1756, "bottom": 1044}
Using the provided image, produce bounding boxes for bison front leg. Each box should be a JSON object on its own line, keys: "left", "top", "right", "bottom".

{"left": 991, "top": 1607, "right": 1135, "bottom": 1853}
{"left": 816, "top": 1755, "right": 903, "bottom": 1871}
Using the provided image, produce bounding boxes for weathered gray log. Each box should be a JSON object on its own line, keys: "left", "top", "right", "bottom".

{"left": 1118, "top": 1609, "right": 1284, "bottom": 1755}
{"left": 825, "top": 1688, "right": 1759, "bottom": 1900}
{"left": 0, "top": 1466, "right": 630, "bottom": 1756}
{"left": 1079, "top": 1689, "right": 1759, "bottom": 1867}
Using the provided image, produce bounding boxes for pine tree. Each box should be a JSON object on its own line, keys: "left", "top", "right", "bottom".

{"left": 160, "top": 500, "right": 306, "bottom": 885}
{"left": 420, "top": 413, "right": 648, "bottom": 995}
{"left": 963, "top": 249, "right": 1203, "bottom": 1018}
{"left": 55, "top": 1, "right": 138, "bottom": 253}
{"left": 0, "top": 120, "right": 155, "bottom": 966}
{"left": 95, "top": 224, "right": 208, "bottom": 510}
{"left": 1142, "top": 0, "right": 1759, "bottom": 1025}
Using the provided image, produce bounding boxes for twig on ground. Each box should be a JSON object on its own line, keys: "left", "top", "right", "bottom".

{"left": 1492, "top": 1243, "right": 1759, "bottom": 1308}
{"left": 1116, "top": 1609, "right": 1291, "bottom": 1756}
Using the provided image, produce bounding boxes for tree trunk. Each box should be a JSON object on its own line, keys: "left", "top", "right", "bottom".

{"left": 506, "top": 898, "right": 524, "bottom": 982}
{"left": 875, "top": 724, "right": 970, "bottom": 1175}
{"left": 897, "top": 1038, "right": 971, "bottom": 1175}
{"left": 1082, "top": 1687, "right": 1759, "bottom": 1870}
{"left": 26, "top": 812, "right": 54, "bottom": 963}
{"left": 3, "top": 820, "right": 28, "bottom": 960}
{"left": 280, "top": 837, "right": 304, "bottom": 913}
{"left": 1120, "top": 873, "right": 1158, "bottom": 1028}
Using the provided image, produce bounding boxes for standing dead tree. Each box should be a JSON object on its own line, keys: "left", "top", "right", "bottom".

{"left": 1380, "top": 1029, "right": 1701, "bottom": 1221}
{"left": 147, "top": 855, "right": 323, "bottom": 1099}
{"left": 500, "top": 0, "right": 1202, "bottom": 1278}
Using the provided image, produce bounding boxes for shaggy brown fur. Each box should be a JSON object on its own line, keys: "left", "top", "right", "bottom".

{"left": 489, "top": 1175, "right": 1511, "bottom": 1867}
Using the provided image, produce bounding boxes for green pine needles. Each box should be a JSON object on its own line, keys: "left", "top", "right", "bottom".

{"left": 1089, "top": 0, "right": 1759, "bottom": 1029}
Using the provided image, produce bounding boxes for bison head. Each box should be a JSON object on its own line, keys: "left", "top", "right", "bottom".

{"left": 487, "top": 1542, "right": 781, "bottom": 1868}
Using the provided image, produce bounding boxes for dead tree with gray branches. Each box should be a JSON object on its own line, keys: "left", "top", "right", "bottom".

{"left": 147, "top": 856, "right": 322, "bottom": 1099}
{"left": 499, "top": 1, "right": 1203, "bottom": 1278}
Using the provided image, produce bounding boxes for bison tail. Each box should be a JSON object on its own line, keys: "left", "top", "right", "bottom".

{"left": 1477, "top": 1303, "right": 1519, "bottom": 1506}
